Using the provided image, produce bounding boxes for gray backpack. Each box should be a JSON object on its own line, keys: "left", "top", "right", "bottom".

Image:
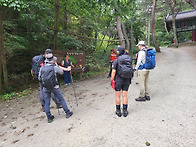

{"left": 117, "top": 54, "right": 134, "bottom": 79}
{"left": 39, "top": 64, "right": 57, "bottom": 89}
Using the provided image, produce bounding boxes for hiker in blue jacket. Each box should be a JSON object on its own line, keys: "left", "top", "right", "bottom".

{"left": 39, "top": 54, "right": 73, "bottom": 123}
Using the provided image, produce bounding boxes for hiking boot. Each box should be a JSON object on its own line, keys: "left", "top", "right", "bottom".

{"left": 56, "top": 104, "right": 62, "bottom": 109}
{"left": 48, "top": 115, "right": 54, "bottom": 123}
{"left": 115, "top": 109, "right": 122, "bottom": 117}
{"left": 66, "top": 112, "right": 73, "bottom": 118}
{"left": 145, "top": 96, "right": 150, "bottom": 101}
{"left": 135, "top": 97, "right": 146, "bottom": 102}
{"left": 123, "top": 109, "right": 128, "bottom": 117}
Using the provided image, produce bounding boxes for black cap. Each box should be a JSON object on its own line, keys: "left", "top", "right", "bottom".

{"left": 45, "top": 49, "right": 52, "bottom": 54}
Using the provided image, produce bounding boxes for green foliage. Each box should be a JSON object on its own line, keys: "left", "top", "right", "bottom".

{"left": 0, "top": 89, "right": 32, "bottom": 101}
{"left": 58, "top": 33, "right": 83, "bottom": 50}
{"left": 0, "top": 0, "right": 28, "bottom": 11}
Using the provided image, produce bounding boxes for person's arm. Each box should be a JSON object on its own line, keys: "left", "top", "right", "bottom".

{"left": 54, "top": 65, "right": 64, "bottom": 75}
{"left": 135, "top": 51, "right": 145, "bottom": 70}
{"left": 59, "top": 66, "right": 71, "bottom": 71}
{"left": 70, "top": 62, "right": 74, "bottom": 68}
{"left": 111, "top": 59, "right": 117, "bottom": 81}
{"left": 111, "top": 69, "right": 116, "bottom": 81}
{"left": 61, "top": 60, "right": 64, "bottom": 66}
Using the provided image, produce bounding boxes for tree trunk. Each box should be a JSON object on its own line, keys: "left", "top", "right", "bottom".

{"left": 63, "top": 6, "right": 68, "bottom": 30}
{"left": 121, "top": 22, "right": 130, "bottom": 51}
{"left": 0, "top": 8, "right": 3, "bottom": 94}
{"left": 151, "top": 0, "right": 161, "bottom": 52}
{"left": 166, "top": 0, "right": 179, "bottom": 47}
{"left": 171, "top": 13, "right": 178, "bottom": 47}
{"left": 126, "top": 21, "right": 133, "bottom": 57}
{"left": 116, "top": 16, "right": 125, "bottom": 46}
{"left": 185, "top": 0, "right": 196, "bottom": 9}
{"left": 147, "top": 17, "right": 151, "bottom": 47}
{"left": 54, "top": 0, "right": 60, "bottom": 50}
{"left": 0, "top": 7, "right": 8, "bottom": 92}
{"left": 94, "top": 9, "right": 101, "bottom": 50}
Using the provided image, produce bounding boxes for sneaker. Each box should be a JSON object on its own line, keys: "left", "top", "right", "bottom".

{"left": 48, "top": 115, "right": 54, "bottom": 123}
{"left": 56, "top": 104, "right": 62, "bottom": 109}
{"left": 65, "top": 84, "right": 68, "bottom": 86}
{"left": 145, "top": 96, "right": 150, "bottom": 101}
{"left": 66, "top": 112, "right": 73, "bottom": 118}
{"left": 135, "top": 97, "right": 146, "bottom": 101}
{"left": 123, "top": 109, "right": 128, "bottom": 117}
{"left": 115, "top": 109, "right": 122, "bottom": 117}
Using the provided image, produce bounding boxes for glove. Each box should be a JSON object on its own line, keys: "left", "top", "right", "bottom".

{"left": 110, "top": 80, "right": 115, "bottom": 90}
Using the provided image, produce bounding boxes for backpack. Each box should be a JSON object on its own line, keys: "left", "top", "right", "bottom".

{"left": 117, "top": 54, "right": 134, "bottom": 79}
{"left": 31, "top": 55, "right": 44, "bottom": 79}
{"left": 39, "top": 64, "right": 57, "bottom": 89}
{"left": 139, "top": 48, "right": 156, "bottom": 70}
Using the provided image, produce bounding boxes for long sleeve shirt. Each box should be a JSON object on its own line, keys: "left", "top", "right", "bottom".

{"left": 135, "top": 48, "right": 147, "bottom": 71}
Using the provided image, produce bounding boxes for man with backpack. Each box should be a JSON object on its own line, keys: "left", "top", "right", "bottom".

{"left": 111, "top": 46, "right": 133, "bottom": 117}
{"left": 39, "top": 54, "right": 73, "bottom": 123}
{"left": 134, "top": 41, "right": 156, "bottom": 101}
{"left": 31, "top": 49, "right": 61, "bottom": 111}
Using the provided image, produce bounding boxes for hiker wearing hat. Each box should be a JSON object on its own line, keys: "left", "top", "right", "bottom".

{"left": 39, "top": 55, "right": 73, "bottom": 123}
{"left": 111, "top": 46, "right": 133, "bottom": 117}
{"left": 31, "top": 49, "right": 62, "bottom": 112}
{"left": 135, "top": 41, "right": 150, "bottom": 101}
{"left": 107, "top": 49, "right": 117, "bottom": 78}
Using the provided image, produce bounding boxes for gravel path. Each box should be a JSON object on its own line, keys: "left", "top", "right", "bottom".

{"left": 0, "top": 46, "right": 196, "bottom": 147}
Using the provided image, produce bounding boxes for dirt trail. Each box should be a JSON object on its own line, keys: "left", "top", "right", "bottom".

{"left": 0, "top": 46, "right": 196, "bottom": 147}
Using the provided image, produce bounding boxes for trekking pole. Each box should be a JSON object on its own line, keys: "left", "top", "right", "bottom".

{"left": 70, "top": 70, "right": 78, "bottom": 106}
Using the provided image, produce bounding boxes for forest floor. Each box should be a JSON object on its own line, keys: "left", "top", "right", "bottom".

{"left": 0, "top": 46, "right": 196, "bottom": 147}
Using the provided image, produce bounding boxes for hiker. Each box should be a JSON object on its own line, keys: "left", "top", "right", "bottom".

{"left": 134, "top": 41, "right": 151, "bottom": 101}
{"left": 107, "top": 49, "right": 117, "bottom": 78}
{"left": 31, "top": 49, "right": 61, "bottom": 111}
{"left": 111, "top": 46, "right": 133, "bottom": 117}
{"left": 39, "top": 54, "right": 73, "bottom": 123}
{"left": 61, "top": 54, "right": 74, "bottom": 85}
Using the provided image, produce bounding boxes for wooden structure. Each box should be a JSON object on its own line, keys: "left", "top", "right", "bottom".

{"left": 53, "top": 50, "right": 85, "bottom": 79}
{"left": 165, "top": 9, "right": 196, "bottom": 42}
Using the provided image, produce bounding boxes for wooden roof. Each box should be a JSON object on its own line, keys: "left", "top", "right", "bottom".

{"left": 165, "top": 9, "right": 196, "bottom": 22}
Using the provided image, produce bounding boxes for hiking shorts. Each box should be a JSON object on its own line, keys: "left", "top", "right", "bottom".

{"left": 115, "top": 81, "right": 130, "bottom": 91}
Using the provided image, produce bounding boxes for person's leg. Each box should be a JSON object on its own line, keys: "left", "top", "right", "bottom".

{"left": 64, "top": 71, "right": 68, "bottom": 84}
{"left": 52, "top": 88, "right": 72, "bottom": 113}
{"left": 135, "top": 71, "right": 146, "bottom": 101}
{"left": 122, "top": 91, "right": 128, "bottom": 117}
{"left": 115, "top": 91, "right": 122, "bottom": 117}
{"left": 51, "top": 93, "right": 61, "bottom": 108}
{"left": 115, "top": 81, "right": 122, "bottom": 117}
{"left": 39, "top": 83, "right": 45, "bottom": 111}
{"left": 145, "top": 71, "right": 150, "bottom": 100}
{"left": 43, "top": 89, "right": 53, "bottom": 122}
{"left": 115, "top": 91, "right": 121, "bottom": 105}
{"left": 68, "top": 71, "right": 71, "bottom": 84}
{"left": 122, "top": 81, "right": 129, "bottom": 117}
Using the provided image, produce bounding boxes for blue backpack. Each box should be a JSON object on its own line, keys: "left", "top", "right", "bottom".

{"left": 138, "top": 48, "right": 156, "bottom": 70}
